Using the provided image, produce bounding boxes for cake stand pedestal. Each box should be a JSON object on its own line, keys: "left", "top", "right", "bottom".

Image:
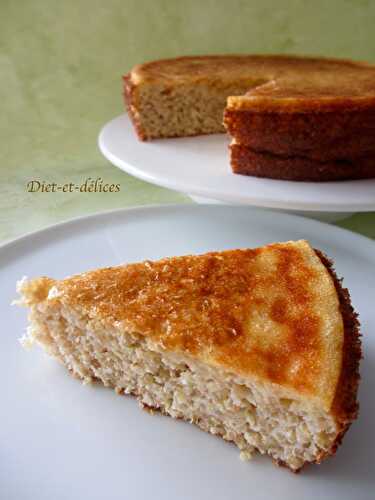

{"left": 188, "top": 195, "right": 353, "bottom": 223}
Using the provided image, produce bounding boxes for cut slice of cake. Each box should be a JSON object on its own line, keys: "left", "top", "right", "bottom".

{"left": 17, "top": 240, "right": 361, "bottom": 471}
{"left": 123, "top": 54, "right": 375, "bottom": 181}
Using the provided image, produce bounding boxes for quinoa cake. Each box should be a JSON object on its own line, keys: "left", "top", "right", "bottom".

{"left": 230, "top": 145, "right": 375, "bottom": 181}
{"left": 123, "top": 54, "right": 375, "bottom": 181}
{"left": 17, "top": 240, "right": 361, "bottom": 471}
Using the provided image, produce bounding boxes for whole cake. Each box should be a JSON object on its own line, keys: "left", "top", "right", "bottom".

{"left": 17, "top": 240, "right": 361, "bottom": 471}
{"left": 123, "top": 55, "right": 375, "bottom": 181}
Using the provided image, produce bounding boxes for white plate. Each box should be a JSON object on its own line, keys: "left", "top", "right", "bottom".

{"left": 1, "top": 205, "right": 374, "bottom": 500}
{"left": 99, "top": 114, "right": 375, "bottom": 213}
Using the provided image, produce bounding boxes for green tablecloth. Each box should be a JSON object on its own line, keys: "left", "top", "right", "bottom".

{"left": 1, "top": 0, "right": 374, "bottom": 243}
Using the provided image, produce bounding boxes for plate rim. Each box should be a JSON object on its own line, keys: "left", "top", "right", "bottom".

{"left": 98, "top": 114, "right": 375, "bottom": 213}
{"left": 1, "top": 204, "right": 374, "bottom": 259}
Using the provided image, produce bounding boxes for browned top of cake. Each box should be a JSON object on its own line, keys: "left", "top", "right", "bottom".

{"left": 129, "top": 54, "right": 375, "bottom": 112}
{"left": 24, "top": 241, "right": 345, "bottom": 410}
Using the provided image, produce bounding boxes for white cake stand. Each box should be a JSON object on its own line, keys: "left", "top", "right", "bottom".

{"left": 99, "top": 114, "right": 375, "bottom": 221}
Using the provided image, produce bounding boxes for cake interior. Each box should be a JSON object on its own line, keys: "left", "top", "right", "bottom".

{"left": 128, "top": 79, "right": 265, "bottom": 139}
{"left": 22, "top": 294, "right": 338, "bottom": 471}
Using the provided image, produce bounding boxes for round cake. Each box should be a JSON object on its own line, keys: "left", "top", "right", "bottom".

{"left": 124, "top": 55, "right": 375, "bottom": 181}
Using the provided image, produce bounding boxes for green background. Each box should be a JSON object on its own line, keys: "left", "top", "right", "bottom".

{"left": 1, "top": 0, "right": 374, "bottom": 242}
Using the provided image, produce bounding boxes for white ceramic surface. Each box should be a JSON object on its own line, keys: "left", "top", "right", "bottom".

{"left": 1, "top": 205, "right": 374, "bottom": 500}
{"left": 187, "top": 194, "right": 354, "bottom": 222}
{"left": 99, "top": 114, "right": 375, "bottom": 212}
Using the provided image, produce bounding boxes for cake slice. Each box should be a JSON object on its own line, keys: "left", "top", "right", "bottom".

{"left": 124, "top": 54, "right": 375, "bottom": 181}
{"left": 17, "top": 241, "right": 361, "bottom": 471}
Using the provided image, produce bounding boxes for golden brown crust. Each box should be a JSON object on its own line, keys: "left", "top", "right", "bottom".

{"left": 224, "top": 108, "right": 375, "bottom": 161}
{"left": 129, "top": 54, "right": 375, "bottom": 102}
{"left": 35, "top": 241, "right": 344, "bottom": 408}
{"left": 227, "top": 95, "right": 375, "bottom": 113}
{"left": 230, "top": 144, "right": 375, "bottom": 181}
